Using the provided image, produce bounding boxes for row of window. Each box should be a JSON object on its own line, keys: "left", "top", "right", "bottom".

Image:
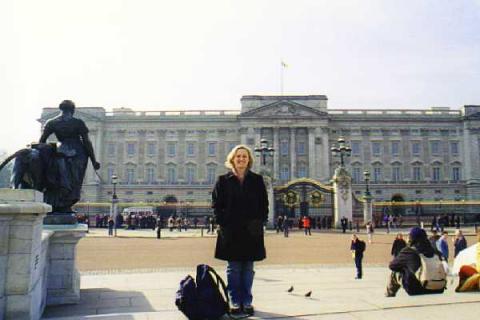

{"left": 107, "top": 166, "right": 219, "bottom": 185}
{"left": 108, "top": 142, "right": 238, "bottom": 158}
{"left": 279, "top": 141, "right": 307, "bottom": 155}
{"left": 351, "top": 167, "right": 462, "bottom": 183}
{"left": 106, "top": 165, "right": 310, "bottom": 184}
{"left": 351, "top": 141, "right": 459, "bottom": 157}
{"left": 111, "top": 140, "right": 461, "bottom": 158}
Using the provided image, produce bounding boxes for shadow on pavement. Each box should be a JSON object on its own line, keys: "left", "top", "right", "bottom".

{"left": 42, "top": 288, "right": 155, "bottom": 319}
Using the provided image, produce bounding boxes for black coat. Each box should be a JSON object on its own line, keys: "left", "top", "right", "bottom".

{"left": 391, "top": 239, "right": 407, "bottom": 257}
{"left": 389, "top": 239, "right": 444, "bottom": 295}
{"left": 212, "top": 170, "right": 268, "bottom": 261}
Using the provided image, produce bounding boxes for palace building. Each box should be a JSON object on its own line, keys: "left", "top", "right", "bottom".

{"left": 40, "top": 95, "right": 480, "bottom": 220}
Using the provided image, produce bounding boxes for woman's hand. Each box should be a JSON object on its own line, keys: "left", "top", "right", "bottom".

{"left": 92, "top": 161, "right": 100, "bottom": 170}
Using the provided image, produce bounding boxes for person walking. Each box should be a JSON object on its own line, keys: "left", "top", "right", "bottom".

{"left": 276, "top": 215, "right": 284, "bottom": 234}
{"left": 107, "top": 216, "right": 114, "bottom": 236}
{"left": 341, "top": 216, "right": 348, "bottom": 233}
{"left": 366, "top": 221, "right": 374, "bottom": 244}
{"left": 453, "top": 229, "right": 467, "bottom": 258}
{"left": 391, "top": 233, "right": 407, "bottom": 257}
{"left": 437, "top": 231, "right": 449, "bottom": 262}
{"left": 282, "top": 215, "right": 289, "bottom": 237}
{"left": 212, "top": 145, "right": 268, "bottom": 316}
{"left": 350, "top": 234, "right": 366, "bottom": 279}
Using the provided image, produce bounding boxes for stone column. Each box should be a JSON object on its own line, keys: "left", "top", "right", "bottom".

{"left": 0, "top": 189, "right": 51, "bottom": 320}
{"left": 363, "top": 195, "right": 373, "bottom": 224}
{"left": 290, "top": 128, "right": 296, "bottom": 179}
{"left": 42, "top": 225, "right": 87, "bottom": 306}
{"left": 332, "top": 167, "right": 353, "bottom": 229}
{"left": 308, "top": 127, "right": 316, "bottom": 179}
{"left": 273, "top": 128, "right": 279, "bottom": 180}
{"left": 321, "top": 128, "right": 330, "bottom": 181}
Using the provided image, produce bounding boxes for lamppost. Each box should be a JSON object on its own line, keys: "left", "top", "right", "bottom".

{"left": 254, "top": 138, "right": 275, "bottom": 166}
{"left": 363, "top": 170, "right": 371, "bottom": 197}
{"left": 330, "top": 137, "right": 352, "bottom": 167}
{"left": 111, "top": 174, "right": 118, "bottom": 237}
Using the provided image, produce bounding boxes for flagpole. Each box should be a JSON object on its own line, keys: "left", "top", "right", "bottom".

{"left": 280, "top": 60, "right": 284, "bottom": 96}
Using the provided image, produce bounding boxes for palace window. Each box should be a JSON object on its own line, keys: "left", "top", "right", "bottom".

{"left": 186, "top": 166, "right": 196, "bottom": 183}
{"left": 351, "top": 141, "right": 361, "bottom": 156}
{"left": 167, "top": 166, "right": 176, "bottom": 183}
{"left": 352, "top": 167, "right": 361, "bottom": 183}
{"left": 373, "top": 167, "right": 382, "bottom": 182}
{"left": 207, "top": 166, "right": 217, "bottom": 184}
{"left": 146, "top": 167, "right": 155, "bottom": 184}
{"left": 413, "top": 167, "right": 422, "bottom": 181}
{"left": 186, "top": 142, "right": 195, "bottom": 157}
{"left": 107, "top": 143, "right": 115, "bottom": 157}
{"left": 280, "top": 167, "right": 290, "bottom": 181}
{"left": 412, "top": 142, "right": 421, "bottom": 156}
{"left": 297, "top": 142, "right": 306, "bottom": 155}
{"left": 147, "top": 142, "right": 156, "bottom": 156}
{"left": 127, "top": 143, "right": 136, "bottom": 156}
{"left": 392, "top": 167, "right": 401, "bottom": 182}
{"left": 208, "top": 142, "right": 217, "bottom": 156}
{"left": 452, "top": 167, "right": 461, "bottom": 181}
{"left": 430, "top": 141, "right": 440, "bottom": 155}
{"left": 107, "top": 166, "right": 115, "bottom": 183}
{"left": 372, "top": 142, "right": 382, "bottom": 156}
{"left": 280, "top": 141, "right": 289, "bottom": 156}
{"left": 391, "top": 141, "right": 400, "bottom": 156}
{"left": 432, "top": 167, "right": 441, "bottom": 181}
{"left": 167, "top": 142, "right": 176, "bottom": 157}
{"left": 450, "top": 141, "right": 459, "bottom": 155}
{"left": 126, "top": 168, "right": 135, "bottom": 184}
{"left": 297, "top": 166, "right": 307, "bottom": 178}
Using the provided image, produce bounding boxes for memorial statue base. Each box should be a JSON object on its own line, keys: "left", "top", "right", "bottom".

{"left": 43, "top": 213, "right": 77, "bottom": 225}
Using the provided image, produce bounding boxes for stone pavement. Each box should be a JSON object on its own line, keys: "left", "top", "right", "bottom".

{"left": 42, "top": 265, "right": 480, "bottom": 320}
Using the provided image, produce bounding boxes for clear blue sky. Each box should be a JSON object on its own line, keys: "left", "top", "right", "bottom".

{"left": 1, "top": 0, "right": 479, "bottom": 153}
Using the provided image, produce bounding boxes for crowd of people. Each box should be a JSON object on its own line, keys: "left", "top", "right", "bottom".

{"left": 349, "top": 226, "right": 472, "bottom": 297}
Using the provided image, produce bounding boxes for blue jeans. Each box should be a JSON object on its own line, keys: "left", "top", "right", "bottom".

{"left": 226, "top": 261, "right": 254, "bottom": 307}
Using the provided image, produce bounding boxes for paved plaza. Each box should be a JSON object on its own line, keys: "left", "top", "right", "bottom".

{"left": 42, "top": 228, "right": 480, "bottom": 320}
{"left": 42, "top": 265, "right": 480, "bottom": 320}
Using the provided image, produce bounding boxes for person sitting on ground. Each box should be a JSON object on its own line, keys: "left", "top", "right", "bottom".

{"left": 386, "top": 227, "right": 446, "bottom": 297}
{"left": 391, "top": 233, "right": 407, "bottom": 257}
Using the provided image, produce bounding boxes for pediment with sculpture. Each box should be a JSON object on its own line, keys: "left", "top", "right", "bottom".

{"left": 239, "top": 100, "right": 328, "bottom": 119}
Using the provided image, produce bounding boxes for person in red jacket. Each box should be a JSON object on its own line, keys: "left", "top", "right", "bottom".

{"left": 302, "top": 216, "right": 311, "bottom": 236}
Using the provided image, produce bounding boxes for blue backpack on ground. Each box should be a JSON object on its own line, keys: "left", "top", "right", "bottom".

{"left": 176, "top": 264, "right": 230, "bottom": 320}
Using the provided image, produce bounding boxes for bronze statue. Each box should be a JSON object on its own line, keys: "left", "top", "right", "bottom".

{"left": 39, "top": 100, "right": 100, "bottom": 213}
{"left": 0, "top": 100, "right": 100, "bottom": 218}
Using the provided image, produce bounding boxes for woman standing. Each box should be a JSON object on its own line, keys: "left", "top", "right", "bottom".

{"left": 212, "top": 145, "right": 268, "bottom": 316}
{"left": 390, "top": 233, "right": 407, "bottom": 257}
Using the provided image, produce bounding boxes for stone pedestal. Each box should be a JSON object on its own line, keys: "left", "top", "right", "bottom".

{"left": 363, "top": 195, "right": 373, "bottom": 224}
{"left": 0, "top": 189, "right": 51, "bottom": 320}
{"left": 43, "top": 224, "right": 87, "bottom": 305}
{"left": 332, "top": 167, "right": 352, "bottom": 229}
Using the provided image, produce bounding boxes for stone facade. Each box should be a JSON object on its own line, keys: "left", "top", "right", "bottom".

{"left": 39, "top": 95, "right": 480, "bottom": 214}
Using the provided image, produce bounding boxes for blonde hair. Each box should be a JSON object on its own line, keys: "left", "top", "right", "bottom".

{"left": 224, "top": 144, "right": 254, "bottom": 170}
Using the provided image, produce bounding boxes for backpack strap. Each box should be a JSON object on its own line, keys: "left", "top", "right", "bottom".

{"left": 206, "top": 265, "right": 229, "bottom": 306}
{"left": 206, "top": 266, "right": 251, "bottom": 320}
